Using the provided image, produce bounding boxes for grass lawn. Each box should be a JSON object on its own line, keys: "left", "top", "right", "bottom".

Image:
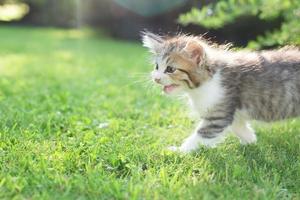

{"left": 0, "top": 26, "right": 299, "bottom": 200}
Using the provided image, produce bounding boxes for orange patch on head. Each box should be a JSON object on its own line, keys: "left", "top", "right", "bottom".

{"left": 167, "top": 53, "right": 210, "bottom": 88}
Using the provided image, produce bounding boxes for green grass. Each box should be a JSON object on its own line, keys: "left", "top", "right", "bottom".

{"left": 0, "top": 26, "right": 299, "bottom": 200}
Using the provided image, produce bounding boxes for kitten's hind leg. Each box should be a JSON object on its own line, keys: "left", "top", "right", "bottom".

{"left": 231, "top": 120, "right": 257, "bottom": 145}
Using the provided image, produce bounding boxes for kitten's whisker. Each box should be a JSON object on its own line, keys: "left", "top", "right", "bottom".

{"left": 119, "top": 72, "right": 155, "bottom": 91}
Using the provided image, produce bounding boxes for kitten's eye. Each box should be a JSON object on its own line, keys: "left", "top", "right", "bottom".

{"left": 165, "top": 66, "right": 176, "bottom": 73}
{"left": 155, "top": 64, "right": 158, "bottom": 70}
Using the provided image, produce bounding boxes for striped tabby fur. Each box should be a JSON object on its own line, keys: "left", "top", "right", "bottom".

{"left": 142, "top": 32, "right": 300, "bottom": 153}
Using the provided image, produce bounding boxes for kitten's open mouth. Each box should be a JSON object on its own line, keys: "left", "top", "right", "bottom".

{"left": 163, "top": 84, "right": 179, "bottom": 93}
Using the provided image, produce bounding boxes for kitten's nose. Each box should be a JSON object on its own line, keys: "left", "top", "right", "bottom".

{"left": 154, "top": 78, "right": 161, "bottom": 84}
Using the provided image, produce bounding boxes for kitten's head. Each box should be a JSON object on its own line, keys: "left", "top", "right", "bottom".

{"left": 142, "top": 32, "right": 211, "bottom": 95}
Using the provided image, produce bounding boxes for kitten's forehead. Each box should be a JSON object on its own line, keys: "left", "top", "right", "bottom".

{"left": 155, "top": 55, "right": 167, "bottom": 66}
{"left": 154, "top": 38, "right": 189, "bottom": 66}
{"left": 161, "top": 40, "right": 187, "bottom": 58}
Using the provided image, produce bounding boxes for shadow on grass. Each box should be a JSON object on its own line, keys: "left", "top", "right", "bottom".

{"left": 194, "top": 129, "right": 300, "bottom": 197}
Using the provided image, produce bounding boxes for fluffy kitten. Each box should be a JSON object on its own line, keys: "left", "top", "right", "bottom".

{"left": 142, "top": 32, "right": 300, "bottom": 153}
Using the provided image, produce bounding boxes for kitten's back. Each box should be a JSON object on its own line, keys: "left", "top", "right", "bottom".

{"left": 227, "top": 48, "right": 300, "bottom": 121}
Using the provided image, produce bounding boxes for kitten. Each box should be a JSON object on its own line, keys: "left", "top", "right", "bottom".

{"left": 142, "top": 31, "right": 300, "bottom": 153}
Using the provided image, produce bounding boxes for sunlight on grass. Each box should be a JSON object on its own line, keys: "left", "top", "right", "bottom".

{"left": 54, "top": 51, "right": 74, "bottom": 61}
{"left": 0, "top": 54, "right": 32, "bottom": 76}
{"left": 50, "top": 29, "right": 99, "bottom": 40}
{"left": 0, "top": 3, "right": 29, "bottom": 21}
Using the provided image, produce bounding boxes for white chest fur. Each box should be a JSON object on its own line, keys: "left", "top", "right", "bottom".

{"left": 187, "top": 71, "right": 225, "bottom": 117}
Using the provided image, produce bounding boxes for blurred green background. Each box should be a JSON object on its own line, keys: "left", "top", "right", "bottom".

{"left": 1, "top": 0, "right": 299, "bottom": 48}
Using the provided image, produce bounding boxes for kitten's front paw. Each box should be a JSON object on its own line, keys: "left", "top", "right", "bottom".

{"left": 167, "top": 146, "right": 179, "bottom": 152}
{"left": 166, "top": 133, "right": 201, "bottom": 153}
{"left": 178, "top": 144, "right": 198, "bottom": 153}
{"left": 177, "top": 134, "right": 201, "bottom": 153}
{"left": 166, "top": 145, "right": 196, "bottom": 153}
{"left": 240, "top": 133, "right": 257, "bottom": 145}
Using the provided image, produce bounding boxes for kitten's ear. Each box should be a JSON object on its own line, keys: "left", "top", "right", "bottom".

{"left": 184, "top": 41, "right": 204, "bottom": 65}
{"left": 141, "top": 31, "right": 164, "bottom": 54}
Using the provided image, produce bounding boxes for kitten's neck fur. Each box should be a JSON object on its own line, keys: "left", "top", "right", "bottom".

{"left": 187, "top": 70, "right": 225, "bottom": 116}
